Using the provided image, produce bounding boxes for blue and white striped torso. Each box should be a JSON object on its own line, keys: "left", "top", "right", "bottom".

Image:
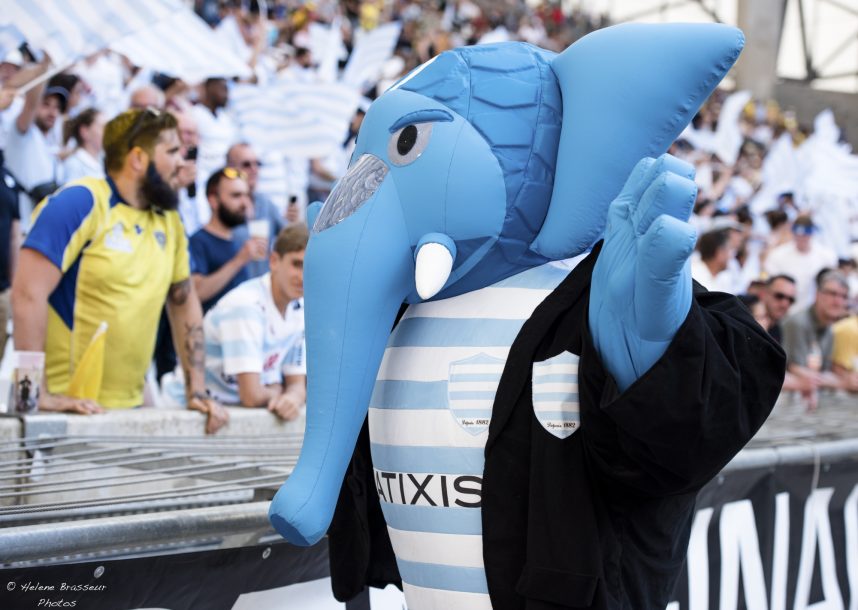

{"left": 368, "top": 261, "right": 582, "bottom": 610}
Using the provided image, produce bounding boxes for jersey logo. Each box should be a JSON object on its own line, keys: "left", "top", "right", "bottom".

{"left": 154, "top": 230, "right": 166, "bottom": 249}
{"left": 263, "top": 352, "right": 280, "bottom": 371}
{"left": 447, "top": 352, "right": 503, "bottom": 436}
{"left": 373, "top": 468, "right": 481, "bottom": 508}
{"left": 104, "top": 222, "right": 133, "bottom": 253}
{"left": 532, "top": 351, "right": 581, "bottom": 439}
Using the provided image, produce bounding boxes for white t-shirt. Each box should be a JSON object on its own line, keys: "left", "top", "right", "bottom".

{"left": 691, "top": 254, "right": 719, "bottom": 291}
{"left": 0, "top": 97, "right": 24, "bottom": 151}
{"left": 764, "top": 240, "right": 838, "bottom": 311}
{"left": 5, "top": 121, "right": 61, "bottom": 230}
{"left": 5, "top": 122, "right": 57, "bottom": 190}
{"left": 204, "top": 273, "right": 305, "bottom": 405}
{"left": 191, "top": 103, "right": 238, "bottom": 185}
{"left": 177, "top": 187, "right": 210, "bottom": 236}
{"left": 62, "top": 148, "right": 105, "bottom": 183}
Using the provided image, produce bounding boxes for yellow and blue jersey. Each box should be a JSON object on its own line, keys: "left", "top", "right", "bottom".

{"left": 24, "top": 176, "right": 190, "bottom": 408}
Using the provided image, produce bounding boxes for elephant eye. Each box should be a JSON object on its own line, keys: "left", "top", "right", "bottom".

{"left": 388, "top": 122, "right": 433, "bottom": 166}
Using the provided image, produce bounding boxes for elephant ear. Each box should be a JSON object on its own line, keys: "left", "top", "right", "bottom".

{"left": 530, "top": 23, "right": 744, "bottom": 260}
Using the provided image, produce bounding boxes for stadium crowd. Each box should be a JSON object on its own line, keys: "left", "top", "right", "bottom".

{"left": 0, "top": 0, "right": 856, "bottom": 429}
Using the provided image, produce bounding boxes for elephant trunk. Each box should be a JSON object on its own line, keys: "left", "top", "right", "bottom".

{"left": 269, "top": 179, "right": 413, "bottom": 545}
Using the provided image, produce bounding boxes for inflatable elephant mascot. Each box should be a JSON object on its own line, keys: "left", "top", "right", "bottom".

{"left": 270, "top": 22, "right": 785, "bottom": 610}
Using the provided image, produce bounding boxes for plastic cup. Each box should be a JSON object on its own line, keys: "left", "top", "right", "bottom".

{"left": 13, "top": 351, "right": 44, "bottom": 414}
{"left": 248, "top": 219, "right": 270, "bottom": 240}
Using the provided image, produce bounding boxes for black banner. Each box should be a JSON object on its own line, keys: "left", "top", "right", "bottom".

{"left": 1, "top": 458, "right": 856, "bottom": 610}
{"left": 0, "top": 540, "right": 329, "bottom": 610}
{"left": 670, "top": 458, "right": 858, "bottom": 610}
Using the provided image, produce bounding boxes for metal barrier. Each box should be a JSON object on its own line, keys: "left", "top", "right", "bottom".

{"left": 0, "top": 391, "right": 856, "bottom": 567}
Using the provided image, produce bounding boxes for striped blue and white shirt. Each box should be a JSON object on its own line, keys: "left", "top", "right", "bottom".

{"left": 368, "top": 261, "right": 582, "bottom": 610}
{"left": 203, "top": 273, "right": 305, "bottom": 405}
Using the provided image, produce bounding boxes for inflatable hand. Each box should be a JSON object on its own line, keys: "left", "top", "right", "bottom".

{"left": 588, "top": 153, "right": 698, "bottom": 392}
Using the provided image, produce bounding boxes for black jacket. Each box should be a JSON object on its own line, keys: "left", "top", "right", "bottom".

{"left": 329, "top": 243, "right": 786, "bottom": 609}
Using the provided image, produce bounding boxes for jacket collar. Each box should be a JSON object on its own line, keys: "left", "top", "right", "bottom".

{"left": 486, "top": 241, "right": 601, "bottom": 453}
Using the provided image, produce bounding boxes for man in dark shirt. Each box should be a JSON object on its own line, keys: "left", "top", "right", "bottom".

{"left": 0, "top": 166, "right": 21, "bottom": 353}
{"left": 189, "top": 167, "right": 267, "bottom": 312}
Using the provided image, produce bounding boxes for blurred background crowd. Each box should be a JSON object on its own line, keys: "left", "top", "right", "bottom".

{"left": 1, "top": 0, "right": 857, "bottom": 415}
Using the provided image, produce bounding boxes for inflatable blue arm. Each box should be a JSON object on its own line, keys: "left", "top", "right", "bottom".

{"left": 588, "top": 154, "right": 698, "bottom": 392}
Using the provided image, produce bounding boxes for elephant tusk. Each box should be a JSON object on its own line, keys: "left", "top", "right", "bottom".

{"left": 415, "top": 236, "right": 456, "bottom": 300}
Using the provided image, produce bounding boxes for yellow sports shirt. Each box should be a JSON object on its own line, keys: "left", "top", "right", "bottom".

{"left": 24, "top": 176, "right": 190, "bottom": 408}
{"left": 832, "top": 315, "right": 858, "bottom": 372}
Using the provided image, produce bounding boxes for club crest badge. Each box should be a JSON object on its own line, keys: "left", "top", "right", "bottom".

{"left": 447, "top": 352, "right": 504, "bottom": 436}
{"left": 532, "top": 351, "right": 581, "bottom": 439}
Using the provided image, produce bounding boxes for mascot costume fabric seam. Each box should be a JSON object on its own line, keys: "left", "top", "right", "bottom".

{"left": 268, "top": 22, "right": 785, "bottom": 610}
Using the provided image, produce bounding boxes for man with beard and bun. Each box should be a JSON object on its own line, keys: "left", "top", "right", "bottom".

{"left": 189, "top": 167, "right": 267, "bottom": 312}
{"left": 12, "top": 108, "right": 229, "bottom": 433}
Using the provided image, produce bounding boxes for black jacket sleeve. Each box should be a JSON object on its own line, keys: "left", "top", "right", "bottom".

{"left": 578, "top": 284, "right": 786, "bottom": 497}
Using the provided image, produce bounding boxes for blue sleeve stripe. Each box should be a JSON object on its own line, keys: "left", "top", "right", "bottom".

{"left": 380, "top": 503, "right": 482, "bottom": 536}
{"left": 369, "top": 380, "right": 449, "bottom": 410}
{"left": 47, "top": 256, "right": 81, "bottom": 330}
{"left": 370, "top": 443, "right": 484, "bottom": 476}
{"left": 23, "top": 185, "right": 95, "bottom": 270}
{"left": 396, "top": 559, "right": 489, "bottom": 594}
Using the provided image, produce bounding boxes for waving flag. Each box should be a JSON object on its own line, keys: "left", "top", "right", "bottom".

{"left": 3, "top": 0, "right": 248, "bottom": 83}
{"left": 111, "top": 8, "right": 251, "bottom": 82}
{"left": 1, "top": 0, "right": 176, "bottom": 69}
{"left": 231, "top": 80, "right": 360, "bottom": 161}
{"left": 341, "top": 22, "right": 402, "bottom": 92}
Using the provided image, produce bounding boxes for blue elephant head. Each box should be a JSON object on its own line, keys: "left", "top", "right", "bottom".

{"left": 270, "top": 23, "right": 744, "bottom": 545}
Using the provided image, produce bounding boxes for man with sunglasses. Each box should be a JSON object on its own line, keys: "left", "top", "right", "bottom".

{"left": 781, "top": 270, "right": 858, "bottom": 402}
{"left": 190, "top": 166, "right": 268, "bottom": 312}
{"left": 12, "top": 108, "right": 229, "bottom": 433}
{"left": 762, "top": 274, "right": 797, "bottom": 344}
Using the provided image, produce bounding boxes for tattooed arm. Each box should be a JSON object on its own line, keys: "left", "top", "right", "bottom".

{"left": 166, "top": 278, "right": 229, "bottom": 433}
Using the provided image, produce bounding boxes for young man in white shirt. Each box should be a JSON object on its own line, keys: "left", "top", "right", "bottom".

{"left": 765, "top": 215, "right": 838, "bottom": 311}
{"left": 203, "top": 224, "right": 308, "bottom": 420}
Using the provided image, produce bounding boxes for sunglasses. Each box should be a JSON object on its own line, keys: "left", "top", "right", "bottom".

{"left": 772, "top": 292, "right": 796, "bottom": 304}
{"left": 221, "top": 167, "right": 248, "bottom": 181}
{"left": 238, "top": 160, "right": 262, "bottom": 169}
{"left": 126, "top": 107, "right": 162, "bottom": 148}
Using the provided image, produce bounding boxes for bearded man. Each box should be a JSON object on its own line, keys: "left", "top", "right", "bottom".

{"left": 12, "top": 108, "right": 229, "bottom": 433}
{"left": 188, "top": 166, "right": 268, "bottom": 313}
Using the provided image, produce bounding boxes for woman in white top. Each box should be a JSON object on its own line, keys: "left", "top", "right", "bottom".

{"left": 61, "top": 108, "right": 105, "bottom": 183}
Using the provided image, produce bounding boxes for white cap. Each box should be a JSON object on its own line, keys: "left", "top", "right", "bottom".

{"left": 1, "top": 48, "right": 23, "bottom": 66}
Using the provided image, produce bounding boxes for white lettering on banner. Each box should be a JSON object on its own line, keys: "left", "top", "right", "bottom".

{"left": 771, "top": 492, "right": 790, "bottom": 610}
{"left": 846, "top": 485, "right": 858, "bottom": 610}
{"left": 687, "top": 507, "right": 713, "bottom": 610}
{"left": 719, "top": 500, "right": 768, "bottom": 610}
{"left": 668, "top": 485, "right": 858, "bottom": 610}
{"left": 794, "top": 489, "right": 843, "bottom": 610}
